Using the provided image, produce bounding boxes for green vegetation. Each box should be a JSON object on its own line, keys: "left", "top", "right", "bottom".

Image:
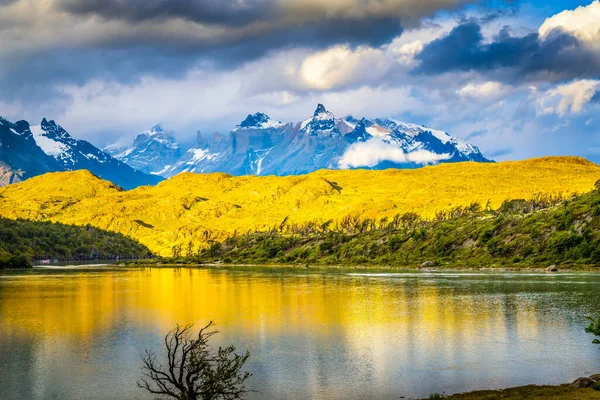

{"left": 429, "top": 393, "right": 447, "bottom": 399}
{"left": 431, "top": 384, "right": 600, "bottom": 399}
{"left": 0, "top": 217, "right": 151, "bottom": 266}
{"left": 587, "top": 315, "right": 600, "bottom": 346}
{"left": 167, "top": 185, "right": 600, "bottom": 269}
{"left": 0, "top": 254, "right": 32, "bottom": 269}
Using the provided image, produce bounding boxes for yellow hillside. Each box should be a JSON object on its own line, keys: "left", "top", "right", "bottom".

{"left": 0, "top": 156, "right": 598, "bottom": 255}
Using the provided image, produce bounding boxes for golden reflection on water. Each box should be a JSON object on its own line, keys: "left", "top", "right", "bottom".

{"left": 0, "top": 267, "right": 598, "bottom": 400}
{"left": 1, "top": 268, "right": 545, "bottom": 341}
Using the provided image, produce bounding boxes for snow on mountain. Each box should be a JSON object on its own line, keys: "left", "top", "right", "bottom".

{"left": 105, "top": 124, "right": 181, "bottom": 175}
{"left": 0, "top": 117, "right": 62, "bottom": 185}
{"left": 105, "top": 104, "right": 492, "bottom": 179}
{"left": 0, "top": 117, "right": 162, "bottom": 189}
{"left": 300, "top": 104, "right": 340, "bottom": 136}
{"left": 233, "top": 113, "right": 285, "bottom": 131}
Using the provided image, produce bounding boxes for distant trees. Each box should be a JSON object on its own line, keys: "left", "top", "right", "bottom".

{"left": 172, "top": 187, "right": 600, "bottom": 269}
{"left": 0, "top": 217, "right": 151, "bottom": 261}
{"left": 138, "top": 322, "right": 252, "bottom": 400}
{"left": 0, "top": 254, "right": 32, "bottom": 269}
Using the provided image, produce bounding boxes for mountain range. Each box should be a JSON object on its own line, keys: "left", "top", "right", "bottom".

{"left": 0, "top": 117, "right": 162, "bottom": 189}
{"left": 106, "top": 104, "right": 491, "bottom": 178}
{"left": 1, "top": 105, "right": 490, "bottom": 189}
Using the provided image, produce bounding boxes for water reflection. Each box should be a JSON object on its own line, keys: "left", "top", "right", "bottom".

{"left": 0, "top": 267, "right": 599, "bottom": 399}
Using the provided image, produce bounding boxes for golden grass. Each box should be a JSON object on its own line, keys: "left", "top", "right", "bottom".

{"left": 0, "top": 156, "right": 599, "bottom": 255}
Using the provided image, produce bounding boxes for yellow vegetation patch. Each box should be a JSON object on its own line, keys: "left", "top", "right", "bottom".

{"left": 0, "top": 157, "right": 598, "bottom": 255}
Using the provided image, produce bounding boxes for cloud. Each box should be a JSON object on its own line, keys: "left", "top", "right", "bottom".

{"left": 536, "top": 79, "right": 600, "bottom": 116}
{"left": 458, "top": 81, "right": 506, "bottom": 99}
{"left": 298, "top": 45, "right": 392, "bottom": 90}
{"left": 338, "top": 138, "right": 451, "bottom": 169}
{"left": 55, "top": 0, "right": 476, "bottom": 25}
{"left": 414, "top": 21, "right": 600, "bottom": 83}
{"left": 539, "top": 1, "right": 600, "bottom": 50}
{"left": 465, "top": 130, "right": 486, "bottom": 140}
{"left": 56, "top": 0, "right": 274, "bottom": 26}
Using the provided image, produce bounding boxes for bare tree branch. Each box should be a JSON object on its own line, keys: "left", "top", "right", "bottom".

{"left": 138, "top": 321, "right": 252, "bottom": 400}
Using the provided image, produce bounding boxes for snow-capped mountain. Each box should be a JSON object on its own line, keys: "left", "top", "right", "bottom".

{"left": 104, "top": 124, "right": 181, "bottom": 176}
{"left": 0, "top": 117, "right": 61, "bottom": 185}
{"left": 0, "top": 116, "right": 162, "bottom": 189}
{"left": 125, "top": 104, "right": 490, "bottom": 178}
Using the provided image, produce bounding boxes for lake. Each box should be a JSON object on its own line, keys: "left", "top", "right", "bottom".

{"left": 1, "top": 266, "right": 599, "bottom": 399}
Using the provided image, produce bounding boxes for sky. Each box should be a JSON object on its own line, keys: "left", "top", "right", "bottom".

{"left": 0, "top": 0, "right": 599, "bottom": 161}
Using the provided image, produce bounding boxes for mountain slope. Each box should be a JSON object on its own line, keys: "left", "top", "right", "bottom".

{"left": 104, "top": 124, "right": 181, "bottom": 176}
{"left": 0, "top": 116, "right": 163, "bottom": 189}
{"left": 0, "top": 156, "right": 596, "bottom": 256}
{"left": 0, "top": 117, "right": 63, "bottom": 185}
{"left": 189, "top": 186, "right": 600, "bottom": 269}
{"left": 111, "top": 105, "right": 491, "bottom": 178}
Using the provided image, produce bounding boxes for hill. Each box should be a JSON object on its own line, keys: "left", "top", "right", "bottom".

{"left": 0, "top": 157, "right": 598, "bottom": 256}
{"left": 0, "top": 217, "right": 151, "bottom": 268}
{"left": 187, "top": 182, "right": 600, "bottom": 269}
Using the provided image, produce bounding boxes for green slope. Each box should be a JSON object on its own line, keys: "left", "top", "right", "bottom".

{"left": 182, "top": 184, "right": 600, "bottom": 269}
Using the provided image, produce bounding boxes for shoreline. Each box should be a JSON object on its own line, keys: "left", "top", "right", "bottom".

{"left": 122, "top": 260, "right": 600, "bottom": 273}
{"left": 426, "top": 378, "right": 600, "bottom": 399}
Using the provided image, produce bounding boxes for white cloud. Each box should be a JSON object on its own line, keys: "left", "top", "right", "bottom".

{"left": 53, "top": 64, "right": 426, "bottom": 145}
{"left": 338, "top": 138, "right": 450, "bottom": 169}
{"left": 458, "top": 81, "right": 506, "bottom": 100}
{"left": 299, "top": 45, "right": 391, "bottom": 90}
{"left": 539, "top": 1, "right": 600, "bottom": 50}
{"left": 536, "top": 79, "right": 600, "bottom": 116}
{"left": 390, "top": 40, "right": 424, "bottom": 67}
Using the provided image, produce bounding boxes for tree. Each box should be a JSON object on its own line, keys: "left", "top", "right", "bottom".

{"left": 586, "top": 315, "right": 600, "bottom": 345}
{"left": 138, "top": 322, "right": 252, "bottom": 400}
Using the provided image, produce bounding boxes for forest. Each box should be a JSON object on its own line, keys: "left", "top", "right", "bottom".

{"left": 0, "top": 218, "right": 151, "bottom": 268}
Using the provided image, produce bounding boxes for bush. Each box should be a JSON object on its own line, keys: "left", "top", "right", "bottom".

{"left": 0, "top": 254, "right": 32, "bottom": 269}
{"left": 586, "top": 315, "right": 600, "bottom": 345}
{"left": 387, "top": 235, "right": 404, "bottom": 252}
{"left": 547, "top": 231, "right": 582, "bottom": 256}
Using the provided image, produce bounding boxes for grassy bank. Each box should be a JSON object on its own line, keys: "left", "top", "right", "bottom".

{"left": 158, "top": 185, "right": 600, "bottom": 270}
{"left": 432, "top": 384, "right": 600, "bottom": 399}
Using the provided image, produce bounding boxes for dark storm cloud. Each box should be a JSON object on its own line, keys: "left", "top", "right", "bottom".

{"left": 0, "top": 46, "right": 203, "bottom": 103}
{"left": 414, "top": 21, "right": 600, "bottom": 83}
{"left": 206, "top": 17, "right": 404, "bottom": 63}
{"left": 0, "top": 0, "right": 491, "bottom": 108}
{"left": 57, "top": 0, "right": 275, "bottom": 26}
{"left": 0, "top": 15, "right": 403, "bottom": 102}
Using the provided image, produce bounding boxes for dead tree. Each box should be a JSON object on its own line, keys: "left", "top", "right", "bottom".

{"left": 138, "top": 322, "right": 252, "bottom": 400}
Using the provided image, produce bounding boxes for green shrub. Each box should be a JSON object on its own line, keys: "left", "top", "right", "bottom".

{"left": 0, "top": 254, "right": 32, "bottom": 269}
{"left": 547, "top": 231, "right": 582, "bottom": 256}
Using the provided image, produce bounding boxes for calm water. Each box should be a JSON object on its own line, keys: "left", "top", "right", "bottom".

{"left": 1, "top": 266, "right": 599, "bottom": 400}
